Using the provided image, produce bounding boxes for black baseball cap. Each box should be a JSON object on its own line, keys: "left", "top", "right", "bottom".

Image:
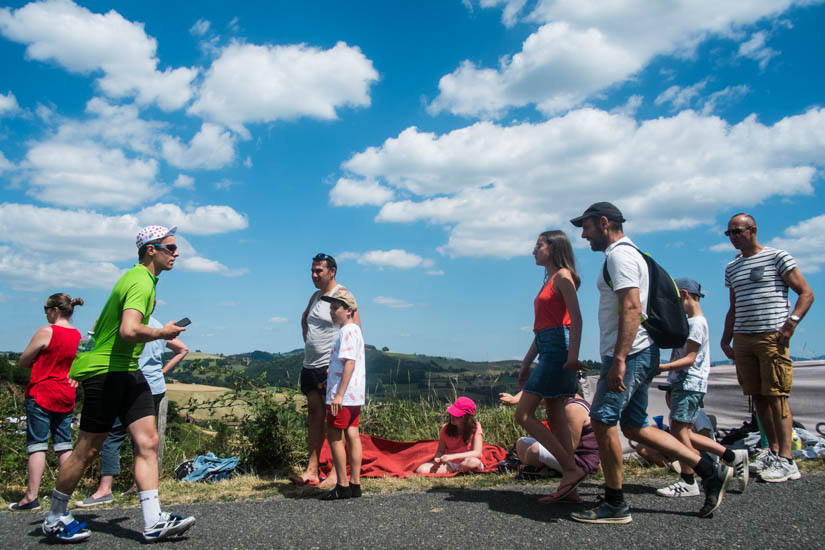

{"left": 570, "top": 202, "right": 626, "bottom": 227}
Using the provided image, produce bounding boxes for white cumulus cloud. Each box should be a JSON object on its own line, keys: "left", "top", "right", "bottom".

{"left": 339, "top": 249, "right": 435, "bottom": 269}
{"left": 23, "top": 140, "right": 164, "bottom": 209}
{"left": 0, "top": 90, "right": 19, "bottom": 115}
{"left": 329, "top": 177, "right": 394, "bottom": 206}
{"left": 161, "top": 123, "right": 236, "bottom": 170}
{"left": 136, "top": 203, "right": 248, "bottom": 235}
{"left": 431, "top": 0, "right": 811, "bottom": 117}
{"left": 768, "top": 214, "right": 825, "bottom": 273}
{"left": 0, "top": 203, "right": 247, "bottom": 289}
{"left": 0, "top": 0, "right": 197, "bottom": 110}
{"left": 174, "top": 174, "right": 194, "bottom": 189}
{"left": 188, "top": 41, "right": 378, "bottom": 135}
{"left": 336, "top": 106, "right": 825, "bottom": 258}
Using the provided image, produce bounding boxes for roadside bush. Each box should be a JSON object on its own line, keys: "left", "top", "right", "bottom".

{"left": 237, "top": 395, "right": 306, "bottom": 474}
{"left": 0, "top": 383, "right": 28, "bottom": 492}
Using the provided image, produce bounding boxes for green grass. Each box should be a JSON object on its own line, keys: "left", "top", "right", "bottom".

{"left": 4, "top": 374, "right": 824, "bottom": 509}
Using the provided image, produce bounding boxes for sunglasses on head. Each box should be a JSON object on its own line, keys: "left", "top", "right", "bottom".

{"left": 724, "top": 227, "right": 752, "bottom": 237}
{"left": 313, "top": 253, "right": 337, "bottom": 268}
{"left": 151, "top": 243, "right": 178, "bottom": 253}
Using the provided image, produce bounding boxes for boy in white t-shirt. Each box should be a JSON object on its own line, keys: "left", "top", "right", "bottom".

{"left": 656, "top": 278, "right": 748, "bottom": 498}
{"left": 319, "top": 288, "right": 365, "bottom": 500}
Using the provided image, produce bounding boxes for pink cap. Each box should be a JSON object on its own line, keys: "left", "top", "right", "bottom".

{"left": 446, "top": 396, "right": 476, "bottom": 417}
{"left": 136, "top": 225, "right": 177, "bottom": 248}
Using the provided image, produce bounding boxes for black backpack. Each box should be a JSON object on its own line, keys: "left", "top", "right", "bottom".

{"left": 602, "top": 242, "right": 689, "bottom": 349}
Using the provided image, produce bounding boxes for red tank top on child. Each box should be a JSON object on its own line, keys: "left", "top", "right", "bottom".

{"left": 25, "top": 325, "right": 81, "bottom": 413}
{"left": 533, "top": 276, "right": 571, "bottom": 332}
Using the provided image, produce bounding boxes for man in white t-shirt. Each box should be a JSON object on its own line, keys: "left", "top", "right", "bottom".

{"left": 293, "top": 253, "right": 361, "bottom": 487}
{"left": 721, "top": 213, "right": 814, "bottom": 483}
{"left": 569, "top": 202, "right": 731, "bottom": 524}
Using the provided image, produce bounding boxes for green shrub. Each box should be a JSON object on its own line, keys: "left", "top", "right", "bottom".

{"left": 236, "top": 396, "right": 306, "bottom": 474}
{"left": 0, "top": 383, "right": 28, "bottom": 493}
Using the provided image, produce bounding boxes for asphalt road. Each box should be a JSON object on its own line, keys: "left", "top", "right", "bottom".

{"left": 4, "top": 473, "right": 824, "bottom": 549}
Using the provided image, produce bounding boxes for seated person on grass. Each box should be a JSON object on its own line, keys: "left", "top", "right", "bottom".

{"left": 416, "top": 397, "right": 484, "bottom": 474}
{"left": 500, "top": 391, "right": 600, "bottom": 503}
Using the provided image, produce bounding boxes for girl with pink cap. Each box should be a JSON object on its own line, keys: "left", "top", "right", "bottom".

{"left": 416, "top": 397, "right": 484, "bottom": 474}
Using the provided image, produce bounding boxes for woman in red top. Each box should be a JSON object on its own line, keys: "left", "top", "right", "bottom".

{"left": 515, "top": 230, "right": 588, "bottom": 503}
{"left": 9, "top": 293, "right": 83, "bottom": 512}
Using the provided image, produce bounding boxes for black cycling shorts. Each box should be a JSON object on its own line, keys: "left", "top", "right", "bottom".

{"left": 79, "top": 371, "right": 155, "bottom": 433}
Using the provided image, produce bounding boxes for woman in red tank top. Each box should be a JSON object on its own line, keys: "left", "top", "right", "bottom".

{"left": 514, "top": 230, "right": 590, "bottom": 503}
{"left": 9, "top": 293, "right": 83, "bottom": 512}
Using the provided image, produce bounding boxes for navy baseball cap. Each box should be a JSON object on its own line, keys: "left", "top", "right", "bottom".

{"left": 675, "top": 277, "right": 705, "bottom": 298}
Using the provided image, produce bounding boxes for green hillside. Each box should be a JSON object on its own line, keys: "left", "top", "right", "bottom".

{"left": 166, "top": 346, "right": 602, "bottom": 406}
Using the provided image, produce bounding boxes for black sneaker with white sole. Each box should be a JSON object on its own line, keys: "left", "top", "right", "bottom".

{"left": 571, "top": 501, "right": 632, "bottom": 524}
{"left": 698, "top": 463, "right": 732, "bottom": 518}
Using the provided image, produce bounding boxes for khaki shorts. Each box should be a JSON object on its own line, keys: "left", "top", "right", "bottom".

{"left": 733, "top": 332, "right": 793, "bottom": 397}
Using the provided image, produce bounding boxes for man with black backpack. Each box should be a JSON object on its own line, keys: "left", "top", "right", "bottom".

{"left": 568, "top": 202, "right": 732, "bottom": 524}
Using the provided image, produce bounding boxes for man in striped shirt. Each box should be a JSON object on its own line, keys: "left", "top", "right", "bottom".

{"left": 721, "top": 213, "right": 814, "bottom": 483}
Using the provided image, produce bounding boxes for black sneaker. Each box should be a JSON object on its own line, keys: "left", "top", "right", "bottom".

{"left": 320, "top": 484, "right": 352, "bottom": 501}
{"left": 571, "top": 501, "right": 632, "bottom": 524}
{"left": 350, "top": 483, "right": 362, "bottom": 498}
{"left": 698, "top": 463, "right": 732, "bottom": 518}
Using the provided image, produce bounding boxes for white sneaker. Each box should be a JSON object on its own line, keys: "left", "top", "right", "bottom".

{"left": 760, "top": 456, "right": 801, "bottom": 483}
{"left": 42, "top": 513, "right": 92, "bottom": 543}
{"left": 143, "top": 512, "right": 196, "bottom": 542}
{"left": 656, "top": 479, "right": 701, "bottom": 498}
{"left": 749, "top": 448, "right": 772, "bottom": 474}
{"left": 727, "top": 449, "right": 749, "bottom": 493}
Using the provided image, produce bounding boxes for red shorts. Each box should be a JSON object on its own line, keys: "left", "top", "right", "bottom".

{"left": 326, "top": 405, "right": 361, "bottom": 429}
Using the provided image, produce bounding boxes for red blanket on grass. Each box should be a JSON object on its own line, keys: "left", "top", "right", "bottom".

{"left": 318, "top": 434, "right": 508, "bottom": 479}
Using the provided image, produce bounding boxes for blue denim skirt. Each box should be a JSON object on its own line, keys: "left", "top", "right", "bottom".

{"left": 523, "top": 326, "right": 576, "bottom": 399}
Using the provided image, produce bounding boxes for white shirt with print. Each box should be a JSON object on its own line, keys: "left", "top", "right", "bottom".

{"left": 667, "top": 315, "right": 711, "bottom": 393}
{"left": 326, "top": 323, "right": 366, "bottom": 406}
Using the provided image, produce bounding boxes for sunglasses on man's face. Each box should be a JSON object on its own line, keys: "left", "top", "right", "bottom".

{"left": 724, "top": 227, "right": 752, "bottom": 237}
{"left": 151, "top": 243, "right": 178, "bottom": 253}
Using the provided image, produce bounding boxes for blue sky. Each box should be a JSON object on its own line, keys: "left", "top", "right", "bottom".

{"left": 1, "top": 0, "right": 823, "bottom": 362}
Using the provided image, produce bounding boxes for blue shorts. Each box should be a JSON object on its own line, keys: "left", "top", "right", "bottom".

{"left": 25, "top": 397, "right": 73, "bottom": 454}
{"left": 670, "top": 389, "right": 705, "bottom": 424}
{"left": 590, "top": 346, "right": 660, "bottom": 429}
{"left": 523, "top": 326, "right": 576, "bottom": 399}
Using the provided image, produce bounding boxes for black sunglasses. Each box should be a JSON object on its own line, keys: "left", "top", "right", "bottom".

{"left": 44, "top": 306, "right": 54, "bottom": 313}
{"left": 151, "top": 243, "right": 178, "bottom": 253}
{"left": 724, "top": 226, "right": 752, "bottom": 237}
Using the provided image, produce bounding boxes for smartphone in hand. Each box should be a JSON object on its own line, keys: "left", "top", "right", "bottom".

{"left": 176, "top": 317, "right": 192, "bottom": 327}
